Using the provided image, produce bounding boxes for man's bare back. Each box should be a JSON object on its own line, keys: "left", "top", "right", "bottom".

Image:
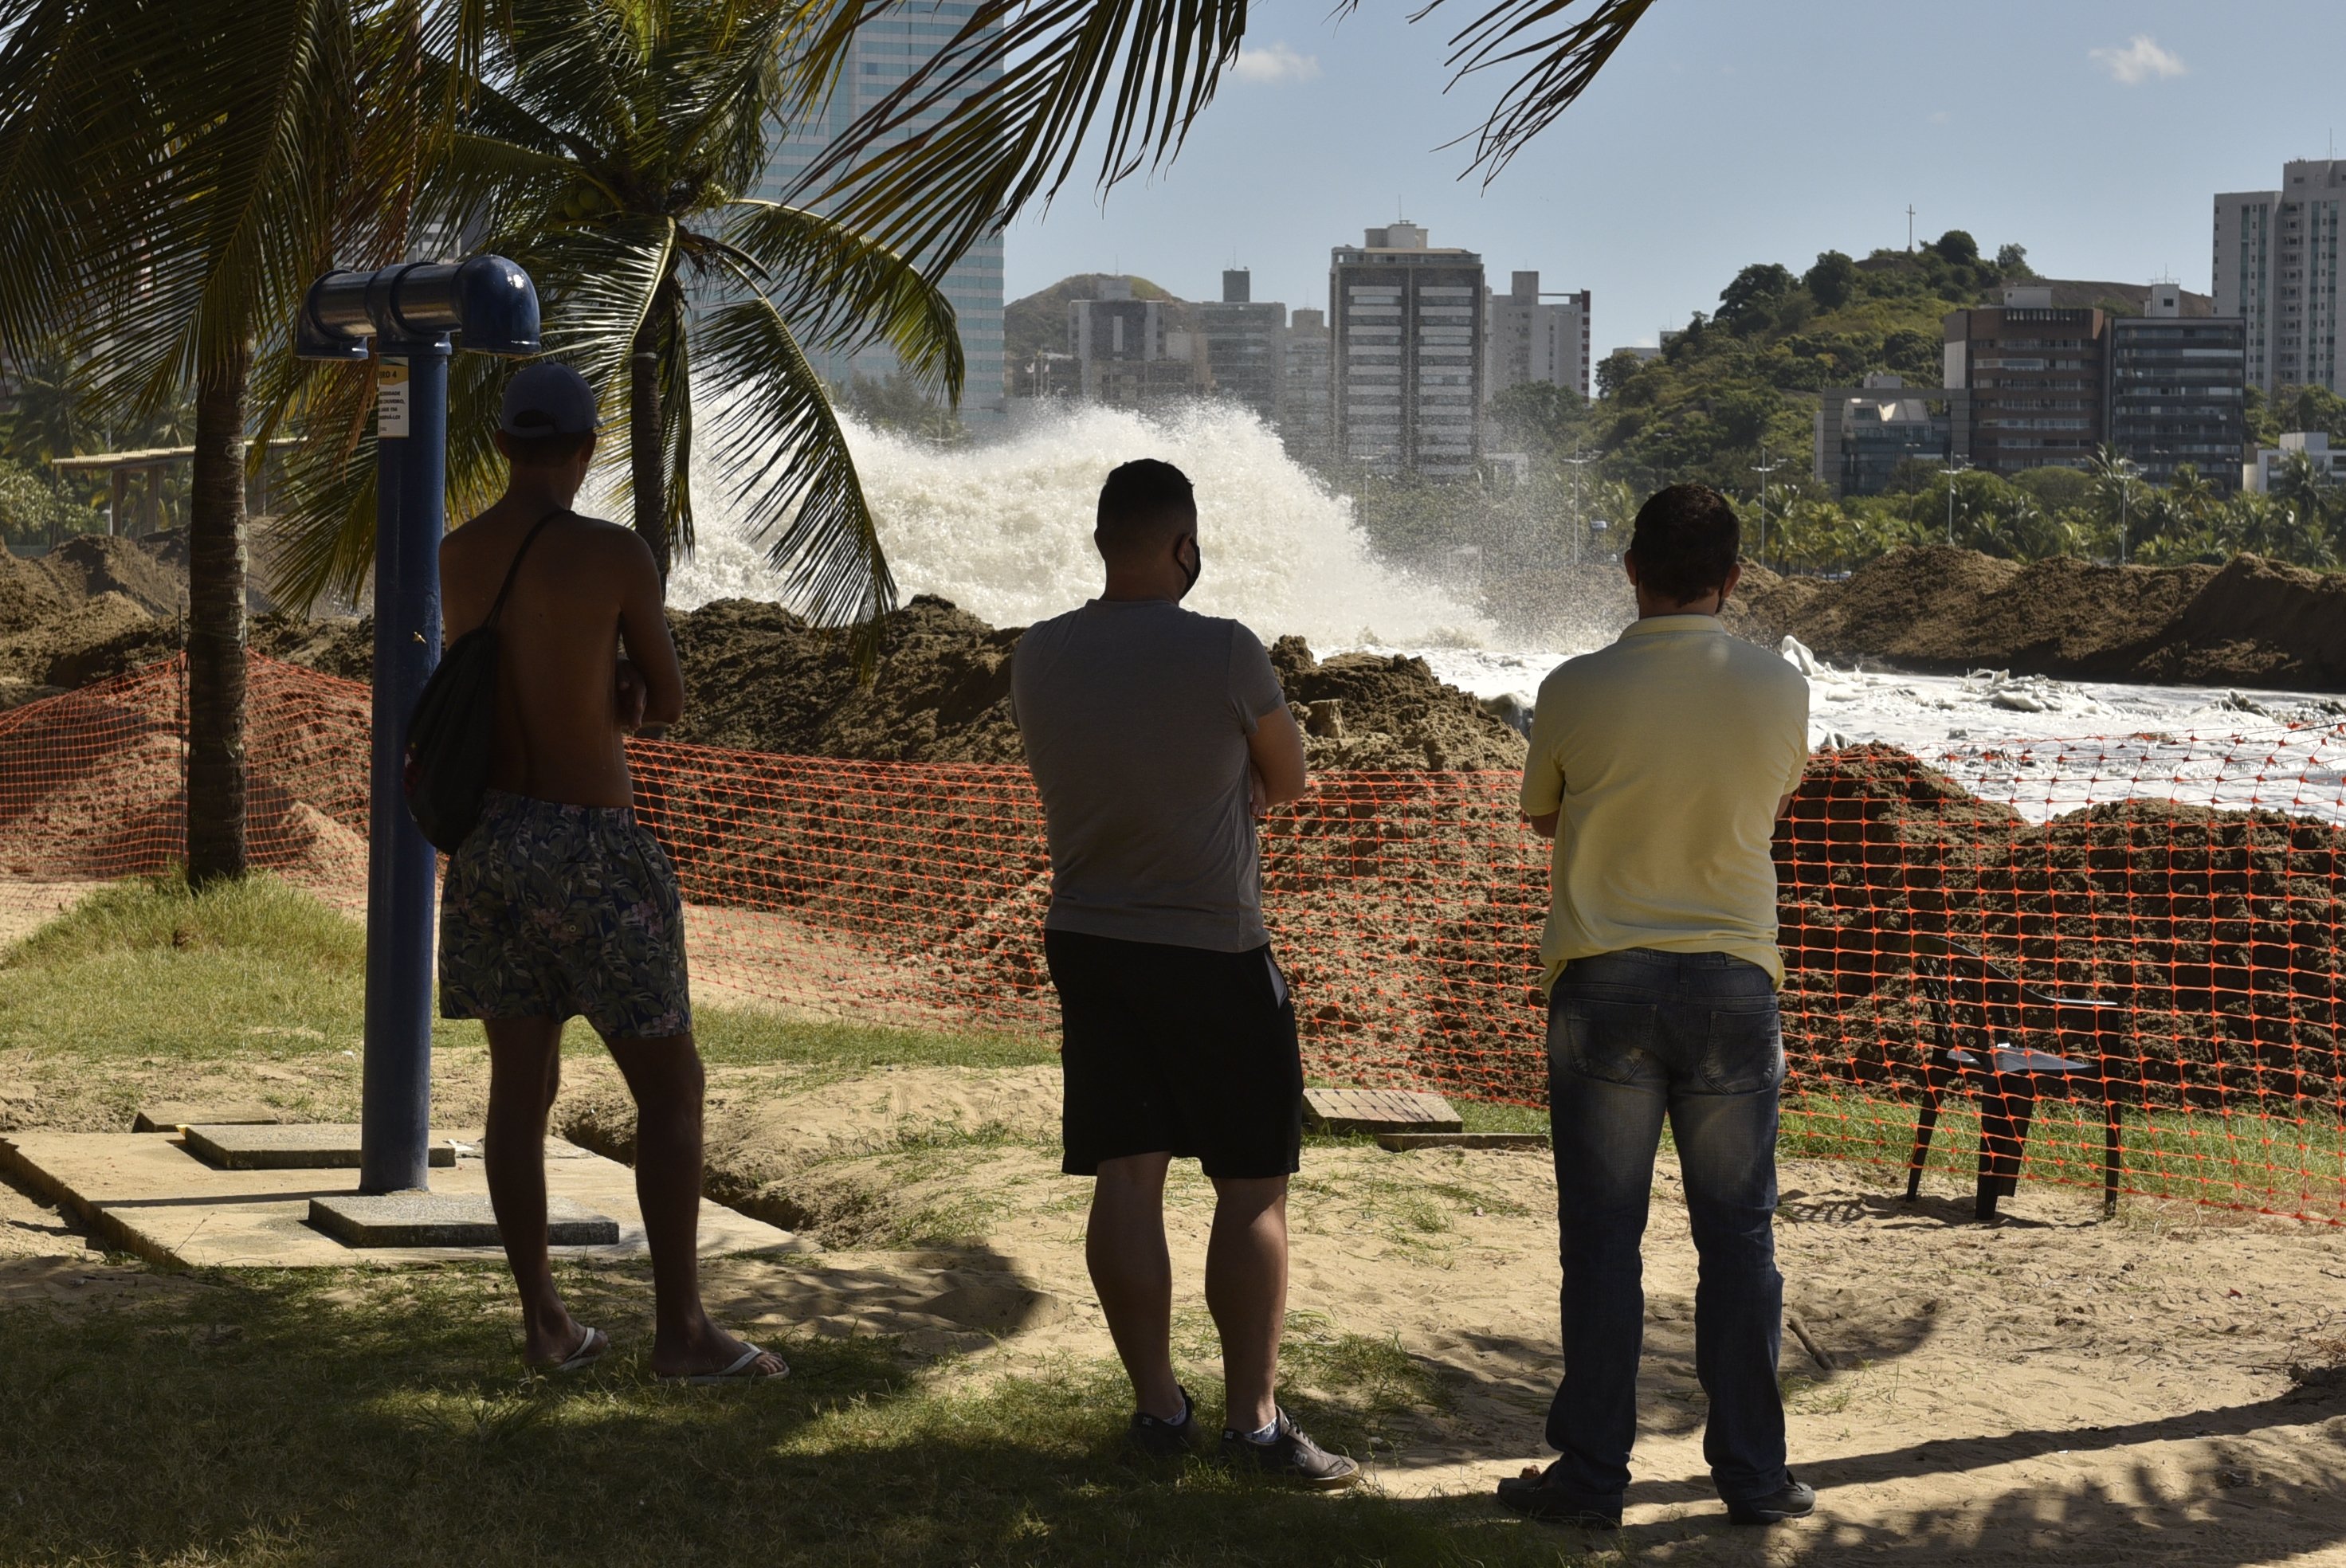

{"left": 440, "top": 496, "right": 682, "bottom": 810}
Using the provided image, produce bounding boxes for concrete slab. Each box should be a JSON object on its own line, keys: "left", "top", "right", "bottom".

{"left": 1303, "top": 1087, "right": 1463, "bottom": 1135}
{"left": 308, "top": 1194, "right": 618, "bottom": 1249}
{"left": 132, "top": 1104, "right": 284, "bottom": 1134}
{"left": 1375, "top": 1131, "right": 1551, "bottom": 1152}
{"left": 0, "top": 1131, "right": 807, "bottom": 1268}
{"left": 182, "top": 1123, "right": 457, "bottom": 1170}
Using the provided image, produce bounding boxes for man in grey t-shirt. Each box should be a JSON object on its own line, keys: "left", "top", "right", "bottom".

{"left": 1011, "top": 459, "right": 1355, "bottom": 1488}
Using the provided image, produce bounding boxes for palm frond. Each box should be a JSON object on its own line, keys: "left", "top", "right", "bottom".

{"left": 799, "top": 0, "right": 1247, "bottom": 268}
{"left": 802, "top": 0, "right": 1652, "bottom": 266}
{"left": 1410, "top": 0, "right": 1656, "bottom": 180}
{"left": 695, "top": 287, "right": 895, "bottom": 647}
{"left": 721, "top": 200, "right": 962, "bottom": 398}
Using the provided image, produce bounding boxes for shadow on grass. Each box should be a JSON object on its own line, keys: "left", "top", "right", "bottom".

{"left": 0, "top": 1267, "right": 1591, "bottom": 1568}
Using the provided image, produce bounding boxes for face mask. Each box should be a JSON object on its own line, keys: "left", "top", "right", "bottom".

{"left": 1177, "top": 536, "right": 1202, "bottom": 599}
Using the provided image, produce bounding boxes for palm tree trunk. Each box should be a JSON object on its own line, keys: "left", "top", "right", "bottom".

{"left": 186, "top": 347, "right": 249, "bottom": 887}
{"left": 631, "top": 333, "right": 666, "bottom": 580}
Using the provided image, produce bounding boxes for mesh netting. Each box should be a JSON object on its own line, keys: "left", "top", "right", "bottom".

{"left": 3, "top": 654, "right": 2342, "bottom": 1218}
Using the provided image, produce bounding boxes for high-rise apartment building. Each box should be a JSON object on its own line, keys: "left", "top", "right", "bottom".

{"left": 1195, "top": 269, "right": 1285, "bottom": 424}
{"left": 1329, "top": 222, "right": 1485, "bottom": 476}
{"left": 1068, "top": 278, "right": 1202, "bottom": 406}
{"left": 1943, "top": 288, "right": 2107, "bottom": 475}
{"left": 1483, "top": 272, "right": 1591, "bottom": 403}
{"left": 2106, "top": 284, "right": 2248, "bottom": 493}
{"left": 2214, "top": 159, "right": 2346, "bottom": 395}
{"left": 753, "top": 2, "right": 1006, "bottom": 424}
{"left": 1278, "top": 307, "right": 1332, "bottom": 461}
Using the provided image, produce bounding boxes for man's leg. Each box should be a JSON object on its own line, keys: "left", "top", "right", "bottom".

{"left": 483, "top": 1017, "right": 583, "bottom": 1365}
{"left": 1087, "top": 1151, "right": 1183, "bottom": 1421}
{"left": 1543, "top": 986, "right": 1670, "bottom": 1504}
{"left": 1667, "top": 989, "right": 1790, "bottom": 1507}
{"left": 1206, "top": 1174, "right": 1288, "bottom": 1433}
{"left": 606, "top": 1032, "right": 784, "bottom": 1378}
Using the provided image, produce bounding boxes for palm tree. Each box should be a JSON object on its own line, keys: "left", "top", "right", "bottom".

{"left": 268, "top": 0, "right": 960, "bottom": 631}
{"left": 0, "top": 0, "right": 423, "bottom": 884}
{"left": 2085, "top": 445, "right": 2145, "bottom": 563}
{"left": 2266, "top": 449, "right": 2336, "bottom": 550}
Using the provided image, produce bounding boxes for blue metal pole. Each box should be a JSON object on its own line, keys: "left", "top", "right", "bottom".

{"left": 359, "top": 335, "right": 450, "bottom": 1194}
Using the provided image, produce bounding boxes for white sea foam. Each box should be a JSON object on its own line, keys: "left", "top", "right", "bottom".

{"left": 667, "top": 400, "right": 1493, "bottom": 649}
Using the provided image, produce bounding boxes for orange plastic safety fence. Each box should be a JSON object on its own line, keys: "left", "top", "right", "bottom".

{"left": 3, "top": 655, "right": 2343, "bottom": 1220}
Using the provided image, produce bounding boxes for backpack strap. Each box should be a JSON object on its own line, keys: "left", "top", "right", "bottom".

{"left": 484, "top": 508, "right": 569, "bottom": 629}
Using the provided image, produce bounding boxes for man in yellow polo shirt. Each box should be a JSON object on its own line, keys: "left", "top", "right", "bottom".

{"left": 1497, "top": 484, "right": 1814, "bottom": 1531}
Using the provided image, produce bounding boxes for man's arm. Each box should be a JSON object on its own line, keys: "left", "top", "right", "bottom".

{"left": 1527, "top": 808, "right": 1559, "bottom": 839}
{"left": 1248, "top": 703, "right": 1308, "bottom": 812}
{"left": 614, "top": 532, "right": 685, "bottom": 728}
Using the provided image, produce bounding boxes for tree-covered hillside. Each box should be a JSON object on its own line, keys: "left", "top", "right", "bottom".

{"left": 1339, "top": 231, "right": 2346, "bottom": 589}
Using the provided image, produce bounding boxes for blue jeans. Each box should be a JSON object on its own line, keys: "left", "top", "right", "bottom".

{"left": 1543, "top": 947, "right": 1789, "bottom": 1507}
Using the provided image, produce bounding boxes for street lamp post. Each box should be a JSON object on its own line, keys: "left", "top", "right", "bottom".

{"left": 1750, "top": 447, "right": 1782, "bottom": 568}
{"left": 1562, "top": 445, "right": 1596, "bottom": 565}
{"left": 1939, "top": 455, "right": 1971, "bottom": 547}
{"left": 295, "top": 257, "right": 542, "bottom": 1195}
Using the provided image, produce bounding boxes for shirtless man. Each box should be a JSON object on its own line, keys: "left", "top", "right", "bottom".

{"left": 437, "top": 362, "right": 784, "bottom": 1382}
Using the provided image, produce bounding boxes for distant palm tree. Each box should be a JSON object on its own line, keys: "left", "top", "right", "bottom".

{"left": 268, "top": 0, "right": 959, "bottom": 627}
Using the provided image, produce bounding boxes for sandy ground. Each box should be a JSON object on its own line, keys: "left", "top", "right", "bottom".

{"left": 608, "top": 1066, "right": 2346, "bottom": 1567}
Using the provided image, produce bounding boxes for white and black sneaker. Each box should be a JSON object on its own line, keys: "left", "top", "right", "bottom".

{"left": 1128, "top": 1386, "right": 1206, "bottom": 1458}
{"left": 1218, "top": 1409, "right": 1361, "bottom": 1490}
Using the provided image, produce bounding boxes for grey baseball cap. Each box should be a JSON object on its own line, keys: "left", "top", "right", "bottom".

{"left": 498, "top": 362, "right": 598, "bottom": 437}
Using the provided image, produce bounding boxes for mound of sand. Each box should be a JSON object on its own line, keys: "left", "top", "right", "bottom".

{"left": 1741, "top": 547, "right": 2346, "bottom": 690}
{"left": 664, "top": 595, "right": 1525, "bottom": 771}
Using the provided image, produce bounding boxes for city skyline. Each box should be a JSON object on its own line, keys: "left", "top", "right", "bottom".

{"left": 999, "top": 0, "right": 2346, "bottom": 358}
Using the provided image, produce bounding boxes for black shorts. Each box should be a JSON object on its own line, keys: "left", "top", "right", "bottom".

{"left": 1045, "top": 928, "right": 1304, "bottom": 1180}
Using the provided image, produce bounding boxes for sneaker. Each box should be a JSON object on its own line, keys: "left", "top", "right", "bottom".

{"left": 1128, "top": 1386, "right": 1206, "bottom": 1458}
{"left": 1728, "top": 1476, "right": 1817, "bottom": 1526}
{"left": 1218, "top": 1409, "right": 1361, "bottom": 1489}
{"left": 1494, "top": 1461, "right": 1622, "bottom": 1529}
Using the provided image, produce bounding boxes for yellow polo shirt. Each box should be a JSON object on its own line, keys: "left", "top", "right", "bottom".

{"left": 1520, "top": 614, "right": 1810, "bottom": 991}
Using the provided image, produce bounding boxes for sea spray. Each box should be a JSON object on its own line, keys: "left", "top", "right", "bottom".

{"left": 664, "top": 401, "right": 1495, "bottom": 649}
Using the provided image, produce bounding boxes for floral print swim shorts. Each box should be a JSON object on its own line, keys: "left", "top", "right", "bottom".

{"left": 438, "top": 790, "right": 692, "bottom": 1040}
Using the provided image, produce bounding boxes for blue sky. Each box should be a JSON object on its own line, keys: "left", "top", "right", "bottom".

{"left": 1005, "top": 0, "right": 2344, "bottom": 349}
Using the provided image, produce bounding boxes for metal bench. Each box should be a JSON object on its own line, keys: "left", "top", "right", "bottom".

{"left": 1905, "top": 934, "right": 2125, "bottom": 1222}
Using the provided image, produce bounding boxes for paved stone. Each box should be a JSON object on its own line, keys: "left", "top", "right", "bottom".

{"left": 183, "top": 1123, "right": 456, "bottom": 1170}
{"left": 0, "top": 1131, "right": 808, "bottom": 1268}
{"left": 1375, "top": 1131, "right": 1551, "bottom": 1151}
{"left": 132, "top": 1104, "right": 284, "bottom": 1134}
{"left": 1303, "top": 1088, "right": 1463, "bottom": 1135}
{"left": 309, "top": 1194, "right": 618, "bottom": 1249}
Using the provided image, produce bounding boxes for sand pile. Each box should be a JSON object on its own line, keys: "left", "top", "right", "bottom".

{"left": 663, "top": 595, "right": 1525, "bottom": 772}
{"left": 1768, "top": 744, "right": 2346, "bottom": 1113}
{"left": 1741, "top": 547, "right": 2346, "bottom": 690}
{"left": 0, "top": 537, "right": 192, "bottom": 707}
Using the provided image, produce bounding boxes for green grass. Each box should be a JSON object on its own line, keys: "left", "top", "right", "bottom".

{"left": 0, "top": 1268, "right": 1599, "bottom": 1568}
{"left": 0, "top": 874, "right": 1054, "bottom": 1072}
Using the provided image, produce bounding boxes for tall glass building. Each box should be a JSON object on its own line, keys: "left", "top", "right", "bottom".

{"left": 752, "top": 2, "right": 1006, "bottom": 425}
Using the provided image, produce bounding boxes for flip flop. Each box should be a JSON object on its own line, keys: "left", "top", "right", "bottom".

{"left": 530, "top": 1324, "right": 609, "bottom": 1374}
{"left": 657, "top": 1343, "right": 789, "bottom": 1386}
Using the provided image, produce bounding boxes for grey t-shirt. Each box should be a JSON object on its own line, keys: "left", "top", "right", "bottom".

{"left": 1010, "top": 598, "right": 1287, "bottom": 951}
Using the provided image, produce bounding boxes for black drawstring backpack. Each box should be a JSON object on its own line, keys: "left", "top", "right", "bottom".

{"left": 402, "top": 508, "right": 566, "bottom": 852}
